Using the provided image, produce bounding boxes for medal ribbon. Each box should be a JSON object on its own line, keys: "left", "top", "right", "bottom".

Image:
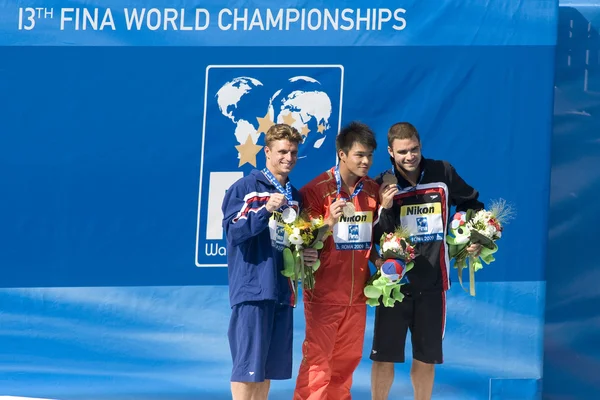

{"left": 262, "top": 168, "right": 293, "bottom": 202}
{"left": 334, "top": 165, "right": 363, "bottom": 202}
{"left": 391, "top": 167, "right": 425, "bottom": 192}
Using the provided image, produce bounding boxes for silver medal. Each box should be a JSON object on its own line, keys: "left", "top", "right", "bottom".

{"left": 282, "top": 207, "right": 297, "bottom": 223}
{"left": 342, "top": 202, "right": 356, "bottom": 218}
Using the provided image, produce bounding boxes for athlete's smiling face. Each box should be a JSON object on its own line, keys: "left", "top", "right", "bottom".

{"left": 265, "top": 139, "right": 298, "bottom": 177}
{"left": 339, "top": 142, "right": 374, "bottom": 178}
{"left": 388, "top": 137, "right": 422, "bottom": 174}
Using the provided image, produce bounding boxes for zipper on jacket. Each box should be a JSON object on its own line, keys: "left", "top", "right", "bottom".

{"left": 349, "top": 250, "right": 355, "bottom": 306}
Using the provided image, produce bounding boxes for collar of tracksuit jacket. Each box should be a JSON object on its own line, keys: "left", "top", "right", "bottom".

{"left": 388, "top": 156, "right": 427, "bottom": 190}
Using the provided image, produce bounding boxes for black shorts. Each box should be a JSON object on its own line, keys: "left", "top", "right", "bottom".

{"left": 369, "top": 289, "right": 446, "bottom": 364}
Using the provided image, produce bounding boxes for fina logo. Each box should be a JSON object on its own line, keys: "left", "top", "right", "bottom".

{"left": 195, "top": 65, "right": 344, "bottom": 267}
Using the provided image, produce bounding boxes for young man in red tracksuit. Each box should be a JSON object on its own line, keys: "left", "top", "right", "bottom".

{"left": 293, "top": 121, "right": 382, "bottom": 400}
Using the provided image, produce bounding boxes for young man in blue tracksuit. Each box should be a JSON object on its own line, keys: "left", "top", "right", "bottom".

{"left": 222, "top": 123, "right": 318, "bottom": 400}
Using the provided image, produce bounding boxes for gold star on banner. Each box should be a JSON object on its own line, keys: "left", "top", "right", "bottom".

{"left": 282, "top": 113, "right": 296, "bottom": 127}
{"left": 256, "top": 112, "right": 274, "bottom": 135}
{"left": 300, "top": 125, "right": 311, "bottom": 137}
{"left": 235, "top": 134, "right": 263, "bottom": 167}
{"left": 317, "top": 124, "right": 326, "bottom": 134}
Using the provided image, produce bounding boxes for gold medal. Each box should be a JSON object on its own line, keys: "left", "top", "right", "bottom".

{"left": 342, "top": 202, "right": 356, "bottom": 218}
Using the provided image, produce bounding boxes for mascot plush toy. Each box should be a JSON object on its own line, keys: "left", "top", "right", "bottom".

{"left": 364, "top": 257, "right": 414, "bottom": 307}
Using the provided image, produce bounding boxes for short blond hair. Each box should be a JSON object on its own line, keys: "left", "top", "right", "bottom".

{"left": 265, "top": 124, "right": 303, "bottom": 148}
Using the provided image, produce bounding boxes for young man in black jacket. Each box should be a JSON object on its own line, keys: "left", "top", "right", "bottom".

{"left": 371, "top": 122, "right": 484, "bottom": 400}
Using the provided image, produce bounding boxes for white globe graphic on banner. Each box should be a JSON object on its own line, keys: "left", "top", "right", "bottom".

{"left": 216, "top": 76, "right": 263, "bottom": 145}
{"left": 215, "top": 75, "right": 335, "bottom": 161}
{"left": 269, "top": 76, "right": 333, "bottom": 154}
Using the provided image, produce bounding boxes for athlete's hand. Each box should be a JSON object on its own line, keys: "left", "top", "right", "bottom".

{"left": 467, "top": 243, "right": 482, "bottom": 257}
{"left": 326, "top": 199, "right": 346, "bottom": 227}
{"left": 374, "top": 258, "right": 385, "bottom": 269}
{"left": 302, "top": 248, "right": 319, "bottom": 267}
{"left": 266, "top": 193, "right": 287, "bottom": 213}
{"left": 379, "top": 184, "right": 398, "bottom": 209}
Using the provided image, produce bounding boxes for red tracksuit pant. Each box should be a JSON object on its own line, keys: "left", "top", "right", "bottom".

{"left": 293, "top": 302, "right": 367, "bottom": 400}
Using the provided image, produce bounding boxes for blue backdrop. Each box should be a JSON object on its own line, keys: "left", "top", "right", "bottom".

{"left": 0, "top": 0, "right": 558, "bottom": 399}
{"left": 543, "top": 1, "right": 600, "bottom": 399}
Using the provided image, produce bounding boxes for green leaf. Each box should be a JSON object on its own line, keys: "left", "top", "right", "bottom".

{"left": 283, "top": 247, "right": 294, "bottom": 262}
{"left": 466, "top": 209, "right": 474, "bottom": 222}
{"left": 310, "top": 225, "right": 331, "bottom": 246}
{"left": 282, "top": 248, "right": 295, "bottom": 277}
{"left": 311, "top": 259, "right": 321, "bottom": 271}
{"left": 281, "top": 269, "right": 294, "bottom": 278}
{"left": 313, "top": 241, "right": 324, "bottom": 250}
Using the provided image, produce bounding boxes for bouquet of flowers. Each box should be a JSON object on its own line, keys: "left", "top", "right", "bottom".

{"left": 364, "top": 227, "right": 417, "bottom": 307}
{"left": 446, "top": 198, "right": 515, "bottom": 296}
{"left": 280, "top": 211, "right": 331, "bottom": 306}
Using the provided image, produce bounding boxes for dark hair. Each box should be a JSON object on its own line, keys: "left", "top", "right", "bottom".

{"left": 265, "top": 123, "right": 303, "bottom": 147}
{"left": 387, "top": 122, "right": 421, "bottom": 147}
{"left": 336, "top": 121, "right": 377, "bottom": 154}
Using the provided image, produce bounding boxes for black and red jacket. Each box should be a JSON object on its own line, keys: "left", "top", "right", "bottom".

{"left": 375, "top": 157, "right": 484, "bottom": 292}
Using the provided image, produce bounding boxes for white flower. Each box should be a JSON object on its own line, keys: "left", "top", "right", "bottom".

{"left": 382, "top": 241, "right": 400, "bottom": 253}
{"left": 293, "top": 227, "right": 301, "bottom": 235}
{"left": 289, "top": 233, "right": 304, "bottom": 246}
